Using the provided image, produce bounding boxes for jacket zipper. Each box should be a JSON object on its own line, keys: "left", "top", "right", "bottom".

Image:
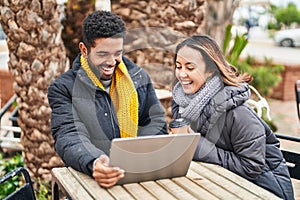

{"left": 131, "top": 68, "right": 142, "bottom": 78}
{"left": 100, "top": 67, "right": 142, "bottom": 138}
{"left": 104, "top": 94, "right": 117, "bottom": 138}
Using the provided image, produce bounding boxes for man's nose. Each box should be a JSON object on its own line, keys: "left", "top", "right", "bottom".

{"left": 106, "top": 55, "right": 117, "bottom": 66}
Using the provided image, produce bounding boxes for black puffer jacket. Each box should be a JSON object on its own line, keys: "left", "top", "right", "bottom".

{"left": 48, "top": 55, "right": 168, "bottom": 176}
{"left": 172, "top": 84, "right": 294, "bottom": 200}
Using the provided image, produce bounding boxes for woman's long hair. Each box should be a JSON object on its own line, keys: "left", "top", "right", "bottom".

{"left": 174, "top": 35, "right": 252, "bottom": 87}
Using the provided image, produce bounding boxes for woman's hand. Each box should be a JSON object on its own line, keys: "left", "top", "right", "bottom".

{"left": 170, "top": 125, "right": 194, "bottom": 134}
{"left": 188, "top": 126, "right": 195, "bottom": 133}
{"left": 92, "top": 155, "right": 125, "bottom": 188}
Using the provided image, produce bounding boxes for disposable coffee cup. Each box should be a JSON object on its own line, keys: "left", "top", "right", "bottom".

{"left": 169, "top": 118, "right": 190, "bottom": 134}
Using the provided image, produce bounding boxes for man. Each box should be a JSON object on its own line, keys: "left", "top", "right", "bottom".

{"left": 48, "top": 10, "right": 168, "bottom": 188}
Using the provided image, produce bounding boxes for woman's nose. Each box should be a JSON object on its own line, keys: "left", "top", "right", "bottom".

{"left": 179, "top": 71, "right": 188, "bottom": 78}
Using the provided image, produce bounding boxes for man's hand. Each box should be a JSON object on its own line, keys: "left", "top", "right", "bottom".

{"left": 92, "top": 155, "right": 125, "bottom": 188}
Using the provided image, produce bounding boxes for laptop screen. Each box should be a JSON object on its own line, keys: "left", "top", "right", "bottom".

{"left": 109, "top": 133, "right": 200, "bottom": 184}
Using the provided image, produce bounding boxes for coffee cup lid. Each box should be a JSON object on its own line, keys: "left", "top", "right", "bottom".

{"left": 169, "top": 118, "right": 190, "bottom": 128}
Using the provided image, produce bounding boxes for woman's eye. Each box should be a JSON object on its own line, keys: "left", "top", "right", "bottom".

{"left": 175, "top": 65, "right": 182, "bottom": 69}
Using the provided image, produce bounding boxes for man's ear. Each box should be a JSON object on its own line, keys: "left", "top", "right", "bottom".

{"left": 79, "top": 42, "right": 88, "bottom": 57}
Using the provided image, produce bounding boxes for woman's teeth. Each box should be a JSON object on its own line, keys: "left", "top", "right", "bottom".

{"left": 182, "top": 81, "right": 191, "bottom": 85}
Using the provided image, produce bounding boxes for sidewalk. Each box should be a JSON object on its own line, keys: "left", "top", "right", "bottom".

{"left": 247, "top": 26, "right": 273, "bottom": 44}
{"left": 269, "top": 99, "right": 300, "bottom": 137}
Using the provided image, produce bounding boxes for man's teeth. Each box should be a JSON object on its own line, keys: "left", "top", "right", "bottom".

{"left": 103, "top": 67, "right": 114, "bottom": 71}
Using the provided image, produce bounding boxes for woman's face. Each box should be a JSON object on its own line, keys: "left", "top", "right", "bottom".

{"left": 175, "top": 46, "right": 210, "bottom": 94}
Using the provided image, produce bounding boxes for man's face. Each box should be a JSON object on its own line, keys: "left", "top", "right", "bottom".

{"left": 86, "top": 37, "right": 123, "bottom": 80}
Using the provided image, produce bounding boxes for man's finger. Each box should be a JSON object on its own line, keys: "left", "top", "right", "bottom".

{"left": 99, "top": 155, "right": 110, "bottom": 166}
{"left": 96, "top": 173, "right": 125, "bottom": 188}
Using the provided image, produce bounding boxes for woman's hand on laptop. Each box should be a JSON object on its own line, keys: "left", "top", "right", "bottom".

{"left": 170, "top": 125, "right": 195, "bottom": 134}
{"left": 92, "top": 154, "right": 125, "bottom": 188}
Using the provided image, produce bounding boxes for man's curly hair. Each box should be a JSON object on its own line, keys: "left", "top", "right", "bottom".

{"left": 82, "top": 10, "right": 126, "bottom": 49}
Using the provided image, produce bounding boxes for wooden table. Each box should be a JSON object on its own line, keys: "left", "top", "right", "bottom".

{"left": 51, "top": 161, "right": 280, "bottom": 200}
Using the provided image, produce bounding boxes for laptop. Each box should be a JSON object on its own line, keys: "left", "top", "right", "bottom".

{"left": 109, "top": 133, "right": 200, "bottom": 185}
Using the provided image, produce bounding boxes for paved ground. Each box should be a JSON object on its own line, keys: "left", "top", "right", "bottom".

{"left": 269, "top": 99, "right": 300, "bottom": 138}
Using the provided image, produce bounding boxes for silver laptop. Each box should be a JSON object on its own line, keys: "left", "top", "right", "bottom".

{"left": 109, "top": 133, "right": 200, "bottom": 185}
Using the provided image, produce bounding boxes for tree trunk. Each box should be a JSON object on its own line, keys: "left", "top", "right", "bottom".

{"left": 204, "top": 0, "right": 241, "bottom": 46}
{"left": 0, "top": 0, "right": 68, "bottom": 185}
{"left": 61, "top": 0, "right": 95, "bottom": 63}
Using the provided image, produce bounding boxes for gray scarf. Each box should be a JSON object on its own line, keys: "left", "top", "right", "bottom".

{"left": 172, "top": 75, "right": 223, "bottom": 121}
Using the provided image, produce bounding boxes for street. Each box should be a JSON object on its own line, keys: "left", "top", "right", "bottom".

{"left": 242, "top": 27, "right": 300, "bottom": 65}
{"left": 243, "top": 40, "right": 300, "bottom": 66}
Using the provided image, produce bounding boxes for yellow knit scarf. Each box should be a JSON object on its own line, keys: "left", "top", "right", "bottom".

{"left": 80, "top": 55, "right": 138, "bottom": 138}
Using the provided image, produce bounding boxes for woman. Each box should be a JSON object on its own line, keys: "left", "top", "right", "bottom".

{"left": 171, "top": 35, "right": 294, "bottom": 199}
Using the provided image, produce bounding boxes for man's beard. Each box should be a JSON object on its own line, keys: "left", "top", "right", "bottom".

{"left": 87, "top": 56, "right": 119, "bottom": 81}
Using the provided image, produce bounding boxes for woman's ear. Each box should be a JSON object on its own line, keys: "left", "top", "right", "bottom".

{"left": 205, "top": 71, "right": 214, "bottom": 79}
{"left": 79, "top": 42, "right": 88, "bottom": 57}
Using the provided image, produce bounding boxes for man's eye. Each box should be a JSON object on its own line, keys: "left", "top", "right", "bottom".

{"left": 115, "top": 51, "right": 123, "bottom": 57}
{"left": 98, "top": 53, "right": 107, "bottom": 57}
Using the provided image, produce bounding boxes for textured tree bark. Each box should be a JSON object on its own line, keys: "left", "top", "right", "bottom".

{"left": 61, "top": 0, "right": 95, "bottom": 63}
{"left": 204, "top": 0, "right": 241, "bottom": 46}
{"left": 0, "top": 0, "right": 68, "bottom": 186}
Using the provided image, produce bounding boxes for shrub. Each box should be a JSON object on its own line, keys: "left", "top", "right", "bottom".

{"left": 223, "top": 24, "right": 284, "bottom": 96}
{"left": 222, "top": 24, "right": 284, "bottom": 131}
{"left": 0, "top": 153, "right": 51, "bottom": 199}
{"left": 0, "top": 153, "right": 24, "bottom": 199}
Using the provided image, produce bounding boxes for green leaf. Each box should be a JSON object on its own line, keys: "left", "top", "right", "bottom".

{"left": 222, "top": 24, "right": 232, "bottom": 54}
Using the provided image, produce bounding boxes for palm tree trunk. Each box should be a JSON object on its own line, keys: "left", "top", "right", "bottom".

{"left": 61, "top": 0, "right": 95, "bottom": 62}
{"left": 0, "top": 0, "right": 68, "bottom": 185}
{"left": 204, "top": 0, "right": 241, "bottom": 46}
